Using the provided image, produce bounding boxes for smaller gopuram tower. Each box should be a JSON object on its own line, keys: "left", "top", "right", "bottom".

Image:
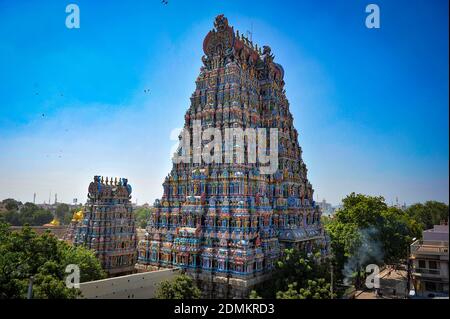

{"left": 74, "top": 176, "right": 137, "bottom": 276}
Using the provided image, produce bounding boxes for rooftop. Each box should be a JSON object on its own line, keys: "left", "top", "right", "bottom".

{"left": 423, "top": 224, "right": 449, "bottom": 242}
{"left": 411, "top": 239, "right": 449, "bottom": 258}
{"left": 424, "top": 224, "right": 449, "bottom": 234}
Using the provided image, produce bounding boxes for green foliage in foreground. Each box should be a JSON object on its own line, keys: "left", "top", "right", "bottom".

{"left": 134, "top": 207, "right": 152, "bottom": 229}
{"left": 250, "top": 248, "right": 335, "bottom": 299}
{"left": 325, "top": 193, "right": 425, "bottom": 287}
{"left": 0, "top": 222, "right": 106, "bottom": 299}
{"left": 155, "top": 274, "right": 201, "bottom": 299}
{"left": 275, "top": 279, "right": 332, "bottom": 299}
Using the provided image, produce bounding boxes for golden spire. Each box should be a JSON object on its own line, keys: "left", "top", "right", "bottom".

{"left": 72, "top": 210, "right": 84, "bottom": 222}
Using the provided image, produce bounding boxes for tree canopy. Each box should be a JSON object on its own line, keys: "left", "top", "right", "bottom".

{"left": 134, "top": 207, "right": 152, "bottom": 229}
{"left": 250, "top": 248, "right": 334, "bottom": 299}
{"left": 275, "top": 279, "right": 332, "bottom": 299}
{"left": 54, "top": 204, "right": 71, "bottom": 224}
{"left": 0, "top": 222, "right": 106, "bottom": 299}
{"left": 155, "top": 274, "right": 201, "bottom": 299}
{"left": 325, "top": 193, "right": 422, "bottom": 287}
{"left": 405, "top": 201, "right": 449, "bottom": 230}
{"left": 2, "top": 198, "right": 22, "bottom": 211}
{"left": 0, "top": 201, "right": 53, "bottom": 226}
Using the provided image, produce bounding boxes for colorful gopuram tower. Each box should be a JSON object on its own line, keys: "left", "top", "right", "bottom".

{"left": 74, "top": 176, "right": 137, "bottom": 276}
{"left": 138, "top": 15, "right": 328, "bottom": 297}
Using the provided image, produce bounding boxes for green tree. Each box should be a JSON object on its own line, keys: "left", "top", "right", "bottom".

{"left": 320, "top": 215, "right": 333, "bottom": 226}
{"left": 1, "top": 210, "right": 21, "bottom": 226}
{"left": 14, "top": 202, "right": 54, "bottom": 226}
{"left": 325, "top": 193, "right": 421, "bottom": 287}
{"left": 248, "top": 290, "right": 262, "bottom": 299}
{"left": 0, "top": 222, "right": 106, "bottom": 299}
{"left": 1, "top": 201, "right": 55, "bottom": 226}
{"left": 2, "top": 198, "right": 22, "bottom": 211}
{"left": 55, "top": 204, "right": 70, "bottom": 224}
{"left": 135, "top": 207, "right": 151, "bottom": 229}
{"left": 59, "top": 243, "right": 106, "bottom": 283}
{"left": 336, "top": 193, "right": 387, "bottom": 228}
{"left": 276, "top": 279, "right": 333, "bottom": 299}
{"left": 32, "top": 210, "right": 54, "bottom": 226}
{"left": 250, "top": 248, "right": 332, "bottom": 299}
{"left": 16, "top": 203, "right": 36, "bottom": 225}
{"left": 325, "top": 221, "right": 360, "bottom": 282}
{"left": 379, "top": 207, "right": 421, "bottom": 263}
{"left": 155, "top": 274, "right": 201, "bottom": 299}
{"left": 406, "top": 201, "right": 449, "bottom": 230}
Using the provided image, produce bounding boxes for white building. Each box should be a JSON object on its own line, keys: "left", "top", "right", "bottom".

{"left": 410, "top": 225, "right": 449, "bottom": 298}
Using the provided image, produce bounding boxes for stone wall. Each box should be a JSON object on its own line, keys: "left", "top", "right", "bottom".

{"left": 9, "top": 225, "right": 67, "bottom": 239}
{"left": 79, "top": 268, "right": 180, "bottom": 299}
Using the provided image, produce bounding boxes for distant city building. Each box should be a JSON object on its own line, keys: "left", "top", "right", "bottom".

{"left": 37, "top": 202, "right": 82, "bottom": 213}
{"left": 392, "top": 197, "right": 408, "bottom": 210}
{"left": 141, "top": 203, "right": 151, "bottom": 209}
{"left": 72, "top": 176, "right": 137, "bottom": 276}
{"left": 410, "top": 224, "right": 449, "bottom": 298}
{"left": 316, "top": 199, "right": 335, "bottom": 216}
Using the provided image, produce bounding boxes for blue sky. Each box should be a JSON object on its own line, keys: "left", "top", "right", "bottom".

{"left": 0, "top": 0, "right": 448, "bottom": 206}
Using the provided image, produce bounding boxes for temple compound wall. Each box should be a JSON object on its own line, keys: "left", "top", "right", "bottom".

{"left": 79, "top": 268, "right": 180, "bottom": 299}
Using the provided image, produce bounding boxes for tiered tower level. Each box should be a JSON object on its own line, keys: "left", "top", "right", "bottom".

{"left": 138, "top": 15, "right": 327, "bottom": 297}
{"left": 74, "top": 176, "right": 137, "bottom": 276}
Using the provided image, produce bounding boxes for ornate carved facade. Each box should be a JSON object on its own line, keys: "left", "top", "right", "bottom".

{"left": 73, "top": 176, "right": 137, "bottom": 276}
{"left": 138, "top": 15, "right": 327, "bottom": 297}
